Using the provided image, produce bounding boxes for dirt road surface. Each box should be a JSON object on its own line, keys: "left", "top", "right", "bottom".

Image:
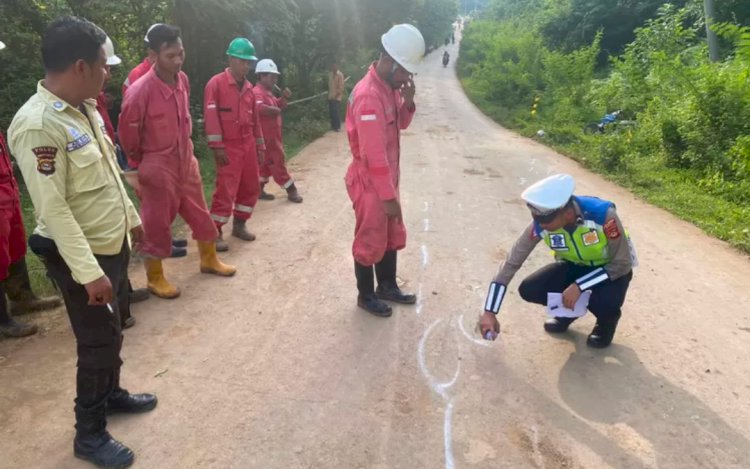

{"left": 2, "top": 41, "right": 750, "bottom": 469}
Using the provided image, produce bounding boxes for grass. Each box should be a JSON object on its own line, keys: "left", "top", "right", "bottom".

{"left": 459, "top": 75, "right": 750, "bottom": 254}
{"left": 15, "top": 96, "right": 334, "bottom": 295}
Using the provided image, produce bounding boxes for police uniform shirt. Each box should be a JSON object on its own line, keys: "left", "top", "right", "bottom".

{"left": 9, "top": 81, "right": 141, "bottom": 285}
{"left": 493, "top": 200, "right": 633, "bottom": 286}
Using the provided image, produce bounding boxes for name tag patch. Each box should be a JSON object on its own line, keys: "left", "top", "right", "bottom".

{"left": 66, "top": 134, "right": 92, "bottom": 152}
{"left": 32, "top": 146, "right": 58, "bottom": 175}
{"left": 582, "top": 230, "right": 600, "bottom": 246}
{"left": 549, "top": 234, "right": 568, "bottom": 250}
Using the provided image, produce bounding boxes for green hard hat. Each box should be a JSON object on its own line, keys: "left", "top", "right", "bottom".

{"left": 226, "top": 38, "right": 257, "bottom": 61}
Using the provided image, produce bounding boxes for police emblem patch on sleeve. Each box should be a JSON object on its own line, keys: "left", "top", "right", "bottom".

{"left": 32, "top": 146, "right": 58, "bottom": 175}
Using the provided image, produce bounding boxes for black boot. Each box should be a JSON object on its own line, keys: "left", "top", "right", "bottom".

{"left": 5, "top": 258, "right": 62, "bottom": 315}
{"left": 587, "top": 313, "right": 621, "bottom": 349}
{"left": 355, "top": 262, "right": 392, "bottom": 317}
{"left": 375, "top": 251, "right": 416, "bottom": 304}
{"left": 74, "top": 369, "right": 134, "bottom": 468}
{"left": 259, "top": 182, "right": 275, "bottom": 200}
{"left": 0, "top": 283, "right": 38, "bottom": 338}
{"left": 544, "top": 317, "right": 576, "bottom": 333}
{"left": 107, "top": 368, "right": 157, "bottom": 415}
{"left": 171, "top": 238, "right": 188, "bottom": 248}
{"left": 286, "top": 183, "right": 303, "bottom": 203}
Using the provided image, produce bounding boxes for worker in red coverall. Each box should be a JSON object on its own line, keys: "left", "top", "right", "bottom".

{"left": 345, "top": 24, "right": 425, "bottom": 317}
{"left": 121, "top": 23, "right": 161, "bottom": 97}
{"left": 0, "top": 39, "right": 60, "bottom": 338}
{"left": 123, "top": 23, "right": 188, "bottom": 259}
{"left": 0, "top": 129, "right": 41, "bottom": 338}
{"left": 253, "top": 59, "right": 303, "bottom": 203}
{"left": 204, "top": 38, "right": 266, "bottom": 252}
{"left": 119, "top": 24, "right": 236, "bottom": 300}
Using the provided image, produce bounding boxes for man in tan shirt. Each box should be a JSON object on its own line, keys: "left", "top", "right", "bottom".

{"left": 328, "top": 61, "right": 345, "bottom": 131}
{"left": 9, "top": 17, "right": 156, "bottom": 467}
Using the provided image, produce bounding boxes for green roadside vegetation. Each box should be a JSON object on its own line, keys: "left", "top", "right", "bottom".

{"left": 458, "top": 0, "right": 750, "bottom": 252}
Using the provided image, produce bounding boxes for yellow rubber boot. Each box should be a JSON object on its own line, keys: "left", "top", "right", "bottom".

{"left": 144, "top": 258, "right": 181, "bottom": 299}
{"left": 198, "top": 241, "right": 237, "bottom": 277}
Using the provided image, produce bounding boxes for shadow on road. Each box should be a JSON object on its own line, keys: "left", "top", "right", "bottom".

{"left": 556, "top": 332, "right": 749, "bottom": 468}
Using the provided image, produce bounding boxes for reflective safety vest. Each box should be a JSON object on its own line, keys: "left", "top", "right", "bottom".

{"left": 533, "top": 196, "right": 613, "bottom": 267}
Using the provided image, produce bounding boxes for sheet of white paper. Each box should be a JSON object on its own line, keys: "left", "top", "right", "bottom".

{"left": 546, "top": 290, "right": 592, "bottom": 318}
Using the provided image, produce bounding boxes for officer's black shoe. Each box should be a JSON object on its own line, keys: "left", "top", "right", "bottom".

{"left": 357, "top": 293, "right": 393, "bottom": 317}
{"left": 376, "top": 284, "right": 417, "bottom": 305}
{"left": 106, "top": 390, "right": 158, "bottom": 415}
{"left": 170, "top": 246, "right": 187, "bottom": 258}
{"left": 171, "top": 238, "right": 188, "bottom": 248}
{"left": 74, "top": 431, "right": 134, "bottom": 469}
{"left": 586, "top": 320, "right": 619, "bottom": 349}
{"left": 544, "top": 317, "right": 576, "bottom": 333}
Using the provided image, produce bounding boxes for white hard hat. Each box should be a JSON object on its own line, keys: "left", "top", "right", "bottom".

{"left": 521, "top": 174, "right": 576, "bottom": 216}
{"left": 381, "top": 24, "right": 426, "bottom": 73}
{"left": 255, "top": 59, "right": 280, "bottom": 75}
{"left": 104, "top": 36, "right": 121, "bottom": 66}
{"left": 144, "top": 23, "right": 164, "bottom": 43}
{"left": 0, "top": 41, "right": 5, "bottom": 50}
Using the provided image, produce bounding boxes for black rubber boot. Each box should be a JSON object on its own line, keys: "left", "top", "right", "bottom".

{"left": 544, "top": 317, "right": 576, "bottom": 333}
{"left": 0, "top": 283, "right": 38, "bottom": 338}
{"left": 259, "top": 183, "right": 275, "bottom": 200}
{"left": 171, "top": 238, "right": 188, "bottom": 248}
{"left": 127, "top": 285, "right": 150, "bottom": 304}
{"left": 587, "top": 313, "right": 621, "bottom": 349}
{"left": 355, "top": 262, "right": 392, "bottom": 317}
{"left": 170, "top": 246, "right": 188, "bottom": 258}
{"left": 286, "top": 183, "right": 303, "bottom": 203}
{"left": 5, "top": 258, "right": 62, "bottom": 315}
{"left": 74, "top": 369, "right": 134, "bottom": 468}
{"left": 106, "top": 369, "right": 157, "bottom": 415}
{"left": 375, "top": 251, "right": 416, "bottom": 304}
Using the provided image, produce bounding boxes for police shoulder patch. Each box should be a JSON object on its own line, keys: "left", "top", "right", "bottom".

{"left": 32, "top": 146, "right": 58, "bottom": 175}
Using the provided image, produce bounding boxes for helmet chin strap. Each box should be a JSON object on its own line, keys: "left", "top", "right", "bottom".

{"left": 386, "top": 60, "right": 400, "bottom": 88}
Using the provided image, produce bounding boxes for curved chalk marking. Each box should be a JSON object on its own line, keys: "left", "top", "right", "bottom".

{"left": 458, "top": 314, "right": 491, "bottom": 347}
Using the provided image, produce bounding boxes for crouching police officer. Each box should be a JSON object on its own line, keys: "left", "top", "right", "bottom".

{"left": 479, "top": 174, "right": 635, "bottom": 348}
{"left": 9, "top": 17, "right": 156, "bottom": 467}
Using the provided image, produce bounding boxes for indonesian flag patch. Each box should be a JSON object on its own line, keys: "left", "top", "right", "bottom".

{"left": 360, "top": 109, "right": 377, "bottom": 122}
{"left": 603, "top": 218, "right": 621, "bottom": 239}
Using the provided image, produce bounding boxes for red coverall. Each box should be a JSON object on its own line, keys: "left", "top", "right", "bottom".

{"left": 204, "top": 69, "right": 265, "bottom": 227}
{"left": 96, "top": 92, "right": 116, "bottom": 142}
{"left": 0, "top": 131, "right": 27, "bottom": 281}
{"left": 118, "top": 69, "right": 218, "bottom": 259}
{"left": 122, "top": 58, "right": 152, "bottom": 97}
{"left": 345, "top": 64, "right": 416, "bottom": 266}
{"left": 252, "top": 84, "right": 294, "bottom": 189}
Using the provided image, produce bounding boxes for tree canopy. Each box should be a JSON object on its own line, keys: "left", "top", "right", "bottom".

{"left": 0, "top": 0, "right": 458, "bottom": 128}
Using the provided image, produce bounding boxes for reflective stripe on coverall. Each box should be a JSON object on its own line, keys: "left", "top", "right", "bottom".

{"left": 252, "top": 84, "right": 293, "bottom": 188}
{"left": 345, "top": 64, "right": 416, "bottom": 266}
{"left": 118, "top": 68, "right": 218, "bottom": 259}
{"left": 204, "top": 69, "right": 266, "bottom": 226}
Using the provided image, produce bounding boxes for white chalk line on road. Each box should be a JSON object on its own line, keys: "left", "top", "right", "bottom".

{"left": 458, "top": 314, "right": 490, "bottom": 347}
{"left": 414, "top": 201, "right": 496, "bottom": 469}
{"left": 417, "top": 318, "right": 460, "bottom": 469}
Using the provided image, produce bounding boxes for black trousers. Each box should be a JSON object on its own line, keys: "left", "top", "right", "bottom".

{"left": 518, "top": 262, "right": 632, "bottom": 321}
{"left": 328, "top": 100, "right": 341, "bottom": 131}
{"left": 31, "top": 235, "right": 128, "bottom": 371}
